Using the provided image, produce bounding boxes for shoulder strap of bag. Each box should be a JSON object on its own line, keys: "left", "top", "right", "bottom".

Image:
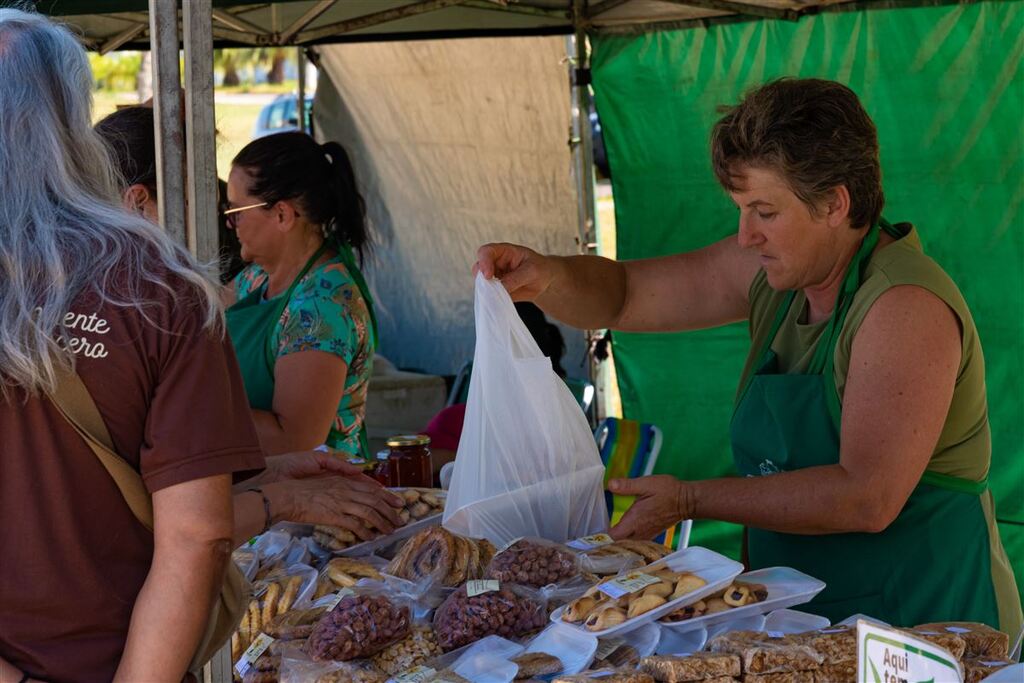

{"left": 48, "top": 365, "right": 155, "bottom": 531}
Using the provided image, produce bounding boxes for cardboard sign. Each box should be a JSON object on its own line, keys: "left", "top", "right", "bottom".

{"left": 857, "top": 620, "right": 963, "bottom": 683}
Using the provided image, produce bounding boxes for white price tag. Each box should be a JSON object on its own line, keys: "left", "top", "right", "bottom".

{"left": 945, "top": 626, "right": 972, "bottom": 634}
{"left": 394, "top": 665, "right": 437, "bottom": 683}
{"left": 594, "top": 636, "right": 626, "bottom": 660}
{"left": 234, "top": 633, "right": 275, "bottom": 676}
{"left": 598, "top": 571, "right": 661, "bottom": 599}
{"left": 767, "top": 631, "right": 785, "bottom": 639}
{"left": 347, "top": 457, "right": 366, "bottom": 465}
{"left": 323, "top": 588, "right": 355, "bottom": 611}
{"left": 466, "top": 580, "right": 500, "bottom": 597}
{"left": 567, "top": 533, "right": 615, "bottom": 551}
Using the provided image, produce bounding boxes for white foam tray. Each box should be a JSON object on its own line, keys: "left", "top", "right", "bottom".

{"left": 659, "top": 566, "right": 825, "bottom": 633}
{"left": 550, "top": 546, "right": 743, "bottom": 638}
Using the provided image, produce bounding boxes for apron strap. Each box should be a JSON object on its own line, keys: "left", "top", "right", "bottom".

{"left": 262, "top": 242, "right": 331, "bottom": 369}
{"left": 335, "top": 241, "right": 379, "bottom": 351}
{"left": 735, "top": 289, "right": 797, "bottom": 408}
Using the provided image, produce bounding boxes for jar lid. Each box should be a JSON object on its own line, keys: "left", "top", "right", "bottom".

{"left": 386, "top": 434, "right": 431, "bottom": 447}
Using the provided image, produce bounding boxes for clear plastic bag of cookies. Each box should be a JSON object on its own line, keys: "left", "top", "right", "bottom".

{"left": 385, "top": 526, "right": 496, "bottom": 588}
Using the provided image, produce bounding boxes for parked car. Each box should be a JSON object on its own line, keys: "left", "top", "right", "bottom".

{"left": 252, "top": 93, "right": 314, "bottom": 139}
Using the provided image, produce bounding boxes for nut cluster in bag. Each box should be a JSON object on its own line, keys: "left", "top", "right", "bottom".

{"left": 371, "top": 625, "right": 443, "bottom": 675}
{"left": 307, "top": 593, "right": 411, "bottom": 661}
{"left": 485, "top": 538, "right": 579, "bottom": 588}
{"left": 432, "top": 582, "right": 547, "bottom": 651}
{"left": 386, "top": 526, "right": 496, "bottom": 587}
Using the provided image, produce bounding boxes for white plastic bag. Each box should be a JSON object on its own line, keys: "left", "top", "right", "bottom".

{"left": 443, "top": 274, "right": 607, "bottom": 546}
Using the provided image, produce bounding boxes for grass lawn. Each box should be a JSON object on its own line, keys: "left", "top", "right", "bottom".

{"left": 91, "top": 90, "right": 264, "bottom": 180}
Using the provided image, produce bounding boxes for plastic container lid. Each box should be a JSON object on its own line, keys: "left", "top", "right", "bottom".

{"left": 550, "top": 546, "right": 744, "bottom": 638}
{"left": 525, "top": 623, "right": 599, "bottom": 675}
{"left": 659, "top": 566, "right": 826, "bottom": 634}
{"left": 386, "top": 434, "right": 431, "bottom": 447}
{"left": 764, "top": 609, "right": 830, "bottom": 634}
{"left": 706, "top": 614, "right": 767, "bottom": 642}
{"left": 656, "top": 625, "right": 708, "bottom": 656}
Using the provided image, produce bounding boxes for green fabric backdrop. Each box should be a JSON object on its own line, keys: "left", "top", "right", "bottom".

{"left": 592, "top": 0, "right": 1023, "bottom": 603}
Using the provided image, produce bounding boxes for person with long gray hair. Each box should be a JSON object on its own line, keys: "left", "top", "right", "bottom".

{"left": 0, "top": 9, "right": 266, "bottom": 681}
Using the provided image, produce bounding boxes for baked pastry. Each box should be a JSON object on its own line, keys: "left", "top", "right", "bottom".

{"left": 707, "top": 631, "right": 823, "bottom": 674}
{"left": 801, "top": 626, "right": 856, "bottom": 664}
{"left": 812, "top": 661, "right": 857, "bottom": 683}
{"left": 554, "top": 672, "right": 655, "bottom": 683}
{"left": 902, "top": 628, "right": 967, "bottom": 660}
{"left": 610, "top": 540, "right": 672, "bottom": 563}
{"left": 742, "top": 673, "right": 814, "bottom": 683}
{"left": 326, "top": 557, "right": 383, "bottom": 587}
{"left": 639, "top": 653, "right": 742, "bottom": 681}
{"left": 963, "top": 655, "right": 1015, "bottom": 683}
{"left": 512, "top": 652, "right": 564, "bottom": 678}
{"left": 385, "top": 527, "right": 493, "bottom": 587}
{"left": 914, "top": 622, "right": 1009, "bottom": 658}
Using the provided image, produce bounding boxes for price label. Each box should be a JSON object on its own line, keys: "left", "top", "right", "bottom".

{"left": 466, "top": 580, "right": 500, "bottom": 597}
{"left": 767, "top": 631, "right": 785, "bottom": 639}
{"left": 323, "top": 588, "right": 355, "bottom": 611}
{"left": 598, "top": 571, "right": 661, "bottom": 599}
{"left": 567, "top": 533, "right": 614, "bottom": 551}
{"left": 594, "top": 636, "right": 625, "bottom": 660}
{"left": 944, "top": 626, "right": 972, "bottom": 634}
{"left": 234, "top": 633, "right": 275, "bottom": 676}
{"left": 347, "top": 457, "right": 366, "bottom": 466}
{"left": 394, "top": 665, "right": 437, "bottom": 683}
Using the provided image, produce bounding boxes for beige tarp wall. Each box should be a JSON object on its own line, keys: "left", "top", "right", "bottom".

{"left": 313, "top": 36, "right": 585, "bottom": 377}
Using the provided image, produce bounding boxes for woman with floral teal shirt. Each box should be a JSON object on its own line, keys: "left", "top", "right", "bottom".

{"left": 224, "top": 132, "right": 378, "bottom": 457}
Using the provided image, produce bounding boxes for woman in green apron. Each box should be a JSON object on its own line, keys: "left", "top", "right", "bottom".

{"left": 472, "top": 78, "right": 1021, "bottom": 635}
{"left": 223, "top": 132, "right": 378, "bottom": 458}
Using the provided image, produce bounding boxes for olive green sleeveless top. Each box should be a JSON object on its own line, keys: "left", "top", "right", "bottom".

{"left": 738, "top": 226, "right": 990, "bottom": 483}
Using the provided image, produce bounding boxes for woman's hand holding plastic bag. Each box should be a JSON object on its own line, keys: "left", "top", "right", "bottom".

{"left": 443, "top": 274, "right": 607, "bottom": 546}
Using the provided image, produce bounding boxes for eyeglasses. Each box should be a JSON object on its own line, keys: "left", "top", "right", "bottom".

{"left": 222, "top": 201, "right": 268, "bottom": 229}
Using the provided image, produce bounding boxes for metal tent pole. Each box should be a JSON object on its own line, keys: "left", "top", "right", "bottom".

{"left": 149, "top": 0, "right": 187, "bottom": 247}
{"left": 184, "top": 0, "right": 220, "bottom": 264}
{"left": 297, "top": 46, "right": 307, "bottom": 134}
{"left": 567, "top": 1, "right": 601, "bottom": 424}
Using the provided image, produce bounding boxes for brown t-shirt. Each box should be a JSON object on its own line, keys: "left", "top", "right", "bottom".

{"left": 0, "top": 267, "right": 265, "bottom": 682}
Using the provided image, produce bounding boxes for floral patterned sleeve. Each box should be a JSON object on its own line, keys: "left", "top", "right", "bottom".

{"left": 273, "top": 262, "right": 367, "bottom": 366}
{"left": 233, "top": 264, "right": 263, "bottom": 301}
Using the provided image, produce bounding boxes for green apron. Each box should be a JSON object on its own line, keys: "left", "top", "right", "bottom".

{"left": 730, "top": 220, "right": 1004, "bottom": 629}
{"left": 225, "top": 243, "right": 329, "bottom": 412}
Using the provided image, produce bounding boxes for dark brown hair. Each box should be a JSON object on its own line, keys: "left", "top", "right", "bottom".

{"left": 711, "top": 78, "right": 883, "bottom": 229}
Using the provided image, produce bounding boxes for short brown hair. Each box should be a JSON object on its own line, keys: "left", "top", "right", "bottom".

{"left": 711, "top": 78, "right": 884, "bottom": 229}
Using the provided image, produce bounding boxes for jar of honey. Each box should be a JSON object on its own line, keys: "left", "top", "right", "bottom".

{"left": 386, "top": 434, "right": 433, "bottom": 488}
{"left": 370, "top": 450, "right": 393, "bottom": 487}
